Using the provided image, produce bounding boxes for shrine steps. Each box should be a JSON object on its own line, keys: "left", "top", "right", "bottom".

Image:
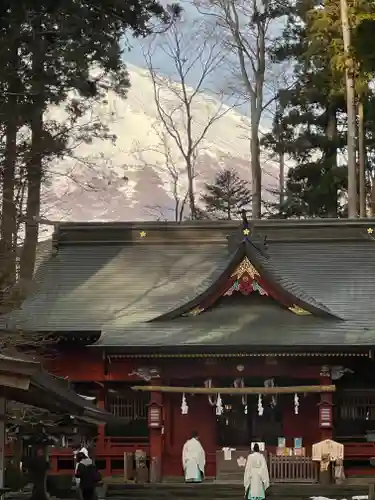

{"left": 105, "top": 482, "right": 369, "bottom": 500}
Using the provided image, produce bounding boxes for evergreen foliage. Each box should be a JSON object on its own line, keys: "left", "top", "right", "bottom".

{"left": 200, "top": 169, "right": 251, "bottom": 220}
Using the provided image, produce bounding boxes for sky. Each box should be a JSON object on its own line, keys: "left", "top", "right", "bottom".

{"left": 122, "top": 1, "right": 205, "bottom": 85}
{"left": 121, "top": 0, "right": 287, "bottom": 129}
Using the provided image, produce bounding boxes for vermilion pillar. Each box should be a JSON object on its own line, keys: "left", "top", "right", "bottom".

{"left": 148, "top": 391, "right": 164, "bottom": 482}
{"left": 97, "top": 387, "right": 109, "bottom": 476}
{"left": 319, "top": 366, "right": 333, "bottom": 441}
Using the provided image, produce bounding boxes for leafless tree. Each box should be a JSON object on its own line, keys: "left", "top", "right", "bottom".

{"left": 143, "top": 14, "right": 235, "bottom": 220}
{"left": 195, "top": 0, "right": 290, "bottom": 218}
{"left": 131, "top": 124, "right": 189, "bottom": 222}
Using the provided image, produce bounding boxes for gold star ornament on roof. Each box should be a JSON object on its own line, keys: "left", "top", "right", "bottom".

{"left": 368, "top": 227, "right": 373, "bottom": 235}
{"left": 243, "top": 228, "right": 250, "bottom": 236}
{"left": 140, "top": 231, "right": 147, "bottom": 238}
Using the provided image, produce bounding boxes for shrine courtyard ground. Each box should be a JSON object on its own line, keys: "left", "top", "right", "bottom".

{"left": 5, "top": 481, "right": 372, "bottom": 500}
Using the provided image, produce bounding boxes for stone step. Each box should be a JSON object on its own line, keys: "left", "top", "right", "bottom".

{"left": 105, "top": 482, "right": 370, "bottom": 499}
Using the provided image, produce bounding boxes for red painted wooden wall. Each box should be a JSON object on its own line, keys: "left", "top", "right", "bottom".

{"left": 163, "top": 393, "right": 217, "bottom": 477}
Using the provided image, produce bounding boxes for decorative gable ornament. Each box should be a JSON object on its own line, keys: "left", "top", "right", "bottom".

{"left": 128, "top": 367, "right": 160, "bottom": 382}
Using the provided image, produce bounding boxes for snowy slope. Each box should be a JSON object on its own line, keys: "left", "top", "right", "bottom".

{"left": 42, "top": 64, "right": 279, "bottom": 222}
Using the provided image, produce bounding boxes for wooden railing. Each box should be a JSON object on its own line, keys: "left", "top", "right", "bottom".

{"left": 269, "top": 455, "right": 318, "bottom": 483}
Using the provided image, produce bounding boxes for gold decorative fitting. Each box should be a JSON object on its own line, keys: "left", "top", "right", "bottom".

{"left": 231, "top": 257, "right": 259, "bottom": 280}
{"left": 288, "top": 304, "right": 312, "bottom": 316}
{"left": 186, "top": 306, "right": 204, "bottom": 317}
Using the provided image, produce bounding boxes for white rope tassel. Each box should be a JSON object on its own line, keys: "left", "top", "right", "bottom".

{"left": 234, "top": 377, "right": 247, "bottom": 406}
{"left": 216, "top": 393, "right": 223, "bottom": 415}
{"left": 258, "top": 394, "right": 264, "bottom": 416}
{"left": 205, "top": 378, "right": 216, "bottom": 406}
{"left": 294, "top": 393, "right": 299, "bottom": 415}
{"left": 181, "top": 393, "right": 188, "bottom": 415}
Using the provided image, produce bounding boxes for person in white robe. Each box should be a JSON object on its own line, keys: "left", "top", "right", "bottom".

{"left": 244, "top": 444, "right": 270, "bottom": 500}
{"left": 182, "top": 431, "right": 205, "bottom": 482}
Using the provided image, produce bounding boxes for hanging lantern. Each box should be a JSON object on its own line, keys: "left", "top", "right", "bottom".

{"left": 181, "top": 393, "right": 188, "bottom": 415}
{"left": 294, "top": 393, "right": 299, "bottom": 415}
{"left": 204, "top": 378, "right": 216, "bottom": 406}
{"left": 216, "top": 394, "right": 223, "bottom": 416}
{"left": 257, "top": 394, "right": 264, "bottom": 416}
{"left": 318, "top": 398, "right": 333, "bottom": 428}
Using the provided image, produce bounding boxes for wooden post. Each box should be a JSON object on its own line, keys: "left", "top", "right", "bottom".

{"left": 97, "top": 386, "right": 110, "bottom": 478}
{"left": 0, "top": 398, "right": 5, "bottom": 493}
{"left": 369, "top": 483, "right": 375, "bottom": 500}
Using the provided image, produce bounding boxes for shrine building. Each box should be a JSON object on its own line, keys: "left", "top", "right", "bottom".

{"left": 2, "top": 218, "right": 375, "bottom": 481}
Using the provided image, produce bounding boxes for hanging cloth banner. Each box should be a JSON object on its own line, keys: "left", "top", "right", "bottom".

{"left": 216, "top": 393, "right": 223, "bottom": 415}
{"left": 294, "top": 393, "right": 299, "bottom": 415}
{"left": 234, "top": 377, "right": 247, "bottom": 406}
{"left": 181, "top": 393, "right": 188, "bottom": 415}
{"left": 204, "top": 379, "right": 217, "bottom": 406}
{"left": 258, "top": 394, "right": 264, "bottom": 416}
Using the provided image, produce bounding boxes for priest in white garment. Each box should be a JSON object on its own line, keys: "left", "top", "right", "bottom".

{"left": 182, "top": 431, "right": 206, "bottom": 482}
{"left": 244, "top": 444, "right": 270, "bottom": 500}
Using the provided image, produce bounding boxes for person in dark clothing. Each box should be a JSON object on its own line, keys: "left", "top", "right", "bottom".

{"left": 75, "top": 452, "right": 101, "bottom": 500}
{"left": 25, "top": 447, "right": 50, "bottom": 500}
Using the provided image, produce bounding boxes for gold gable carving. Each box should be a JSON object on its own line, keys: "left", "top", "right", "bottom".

{"left": 182, "top": 257, "right": 313, "bottom": 318}
{"left": 288, "top": 305, "right": 312, "bottom": 316}
{"left": 231, "top": 256, "right": 259, "bottom": 280}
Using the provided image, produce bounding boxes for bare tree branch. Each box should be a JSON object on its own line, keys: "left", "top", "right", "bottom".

{"left": 142, "top": 14, "right": 238, "bottom": 219}
{"left": 195, "top": 0, "right": 290, "bottom": 218}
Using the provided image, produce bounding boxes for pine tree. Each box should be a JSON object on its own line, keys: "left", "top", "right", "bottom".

{"left": 262, "top": 0, "right": 348, "bottom": 218}
{"left": 200, "top": 169, "right": 251, "bottom": 220}
{"left": 0, "top": 0, "right": 175, "bottom": 290}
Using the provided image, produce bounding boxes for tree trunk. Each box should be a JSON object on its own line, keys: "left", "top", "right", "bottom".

{"left": 340, "top": 0, "right": 357, "bottom": 217}
{"left": 186, "top": 160, "right": 196, "bottom": 220}
{"left": 0, "top": 43, "right": 20, "bottom": 291}
{"left": 358, "top": 99, "right": 366, "bottom": 217}
{"left": 279, "top": 152, "right": 285, "bottom": 209}
{"left": 250, "top": 123, "right": 262, "bottom": 219}
{"left": 325, "top": 104, "right": 339, "bottom": 217}
{"left": 19, "top": 23, "right": 44, "bottom": 282}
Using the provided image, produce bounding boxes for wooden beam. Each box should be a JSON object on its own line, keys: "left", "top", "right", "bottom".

{"left": 131, "top": 384, "right": 336, "bottom": 395}
{"left": 0, "top": 374, "right": 30, "bottom": 391}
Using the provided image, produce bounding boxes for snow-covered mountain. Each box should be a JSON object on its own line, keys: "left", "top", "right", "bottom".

{"left": 42, "top": 64, "right": 279, "bottom": 222}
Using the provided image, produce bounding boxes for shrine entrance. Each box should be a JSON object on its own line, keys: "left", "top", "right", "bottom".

{"left": 216, "top": 383, "right": 283, "bottom": 449}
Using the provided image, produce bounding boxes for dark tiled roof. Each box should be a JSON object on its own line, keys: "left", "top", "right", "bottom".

{"left": 0, "top": 349, "right": 118, "bottom": 423}
{"left": 97, "top": 297, "right": 368, "bottom": 348}
{"left": 1, "top": 244, "right": 228, "bottom": 331}
{"left": 1, "top": 220, "right": 375, "bottom": 349}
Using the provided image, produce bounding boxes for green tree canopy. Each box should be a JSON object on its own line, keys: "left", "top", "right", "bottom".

{"left": 200, "top": 169, "right": 251, "bottom": 220}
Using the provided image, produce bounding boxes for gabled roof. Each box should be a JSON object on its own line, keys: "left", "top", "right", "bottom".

{"left": 150, "top": 237, "right": 340, "bottom": 321}
{"left": 0, "top": 219, "right": 374, "bottom": 352}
